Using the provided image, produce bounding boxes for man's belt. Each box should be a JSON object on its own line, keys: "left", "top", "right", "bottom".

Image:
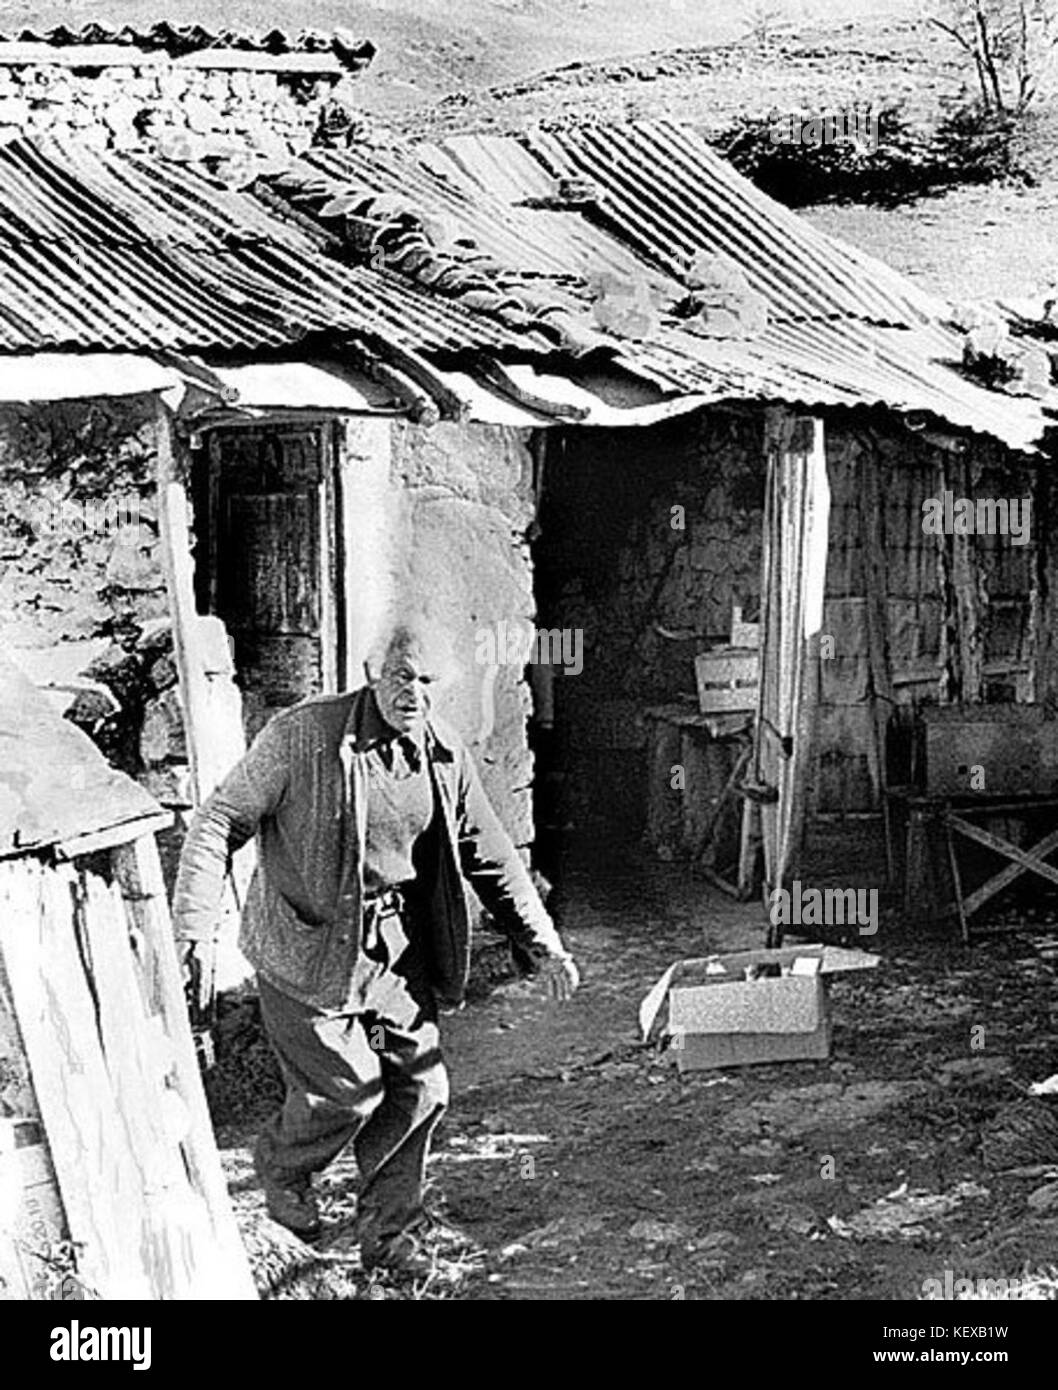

{"left": 362, "top": 886, "right": 407, "bottom": 919}
{"left": 360, "top": 885, "right": 411, "bottom": 958}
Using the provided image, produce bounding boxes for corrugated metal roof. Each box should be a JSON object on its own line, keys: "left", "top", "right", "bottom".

{"left": 521, "top": 123, "right": 941, "bottom": 329}
{"left": 0, "top": 139, "right": 551, "bottom": 358}
{"left": 0, "top": 125, "right": 1051, "bottom": 452}
{"left": 265, "top": 122, "right": 1054, "bottom": 450}
{"left": 291, "top": 122, "right": 941, "bottom": 333}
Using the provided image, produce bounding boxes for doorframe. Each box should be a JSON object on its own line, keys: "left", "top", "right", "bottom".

{"left": 198, "top": 415, "right": 346, "bottom": 704}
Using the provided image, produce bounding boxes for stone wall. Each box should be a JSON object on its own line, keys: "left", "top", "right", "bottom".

{"left": 0, "top": 397, "right": 168, "bottom": 776}
{"left": 385, "top": 419, "right": 539, "bottom": 847}
{"left": 0, "top": 61, "right": 365, "bottom": 162}
{"left": 0, "top": 406, "right": 541, "bottom": 852}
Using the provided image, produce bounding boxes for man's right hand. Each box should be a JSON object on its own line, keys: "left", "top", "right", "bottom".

{"left": 180, "top": 939, "right": 216, "bottom": 1020}
{"left": 539, "top": 951, "right": 580, "bottom": 1002}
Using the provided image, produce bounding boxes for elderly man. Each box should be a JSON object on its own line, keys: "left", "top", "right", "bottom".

{"left": 172, "top": 620, "right": 578, "bottom": 1277}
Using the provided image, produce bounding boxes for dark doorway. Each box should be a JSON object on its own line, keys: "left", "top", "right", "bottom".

{"left": 527, "top": 414, "right": 767, "bottom": 888}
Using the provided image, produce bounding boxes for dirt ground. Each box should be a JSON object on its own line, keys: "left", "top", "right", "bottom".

{"left": 216, "top": 845, "right": 1058, "bottom": 1301}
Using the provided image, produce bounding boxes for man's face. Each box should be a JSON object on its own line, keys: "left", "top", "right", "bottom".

{"left": 373, "top": 640, "right": 444, "bottom": 741}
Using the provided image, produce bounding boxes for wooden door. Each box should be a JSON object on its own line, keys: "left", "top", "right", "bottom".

{"left": 204, "top": 423, "right": 341, "bottom": 737}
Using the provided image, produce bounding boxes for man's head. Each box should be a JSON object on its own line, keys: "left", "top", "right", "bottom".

{"left": 366, "top": 619, "right": 455, "bottom": 741}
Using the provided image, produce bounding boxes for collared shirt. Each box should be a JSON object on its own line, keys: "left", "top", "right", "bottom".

{"left": 358, "top": 692, "right": 434, "bottom": 896}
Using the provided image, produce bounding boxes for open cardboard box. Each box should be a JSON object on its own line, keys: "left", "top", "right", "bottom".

{"left": 639, "top": 944, "right": 879, "bottom": 1072}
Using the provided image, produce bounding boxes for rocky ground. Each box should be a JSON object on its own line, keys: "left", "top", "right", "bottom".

{"left": 213, "top": 847, "right": 1058, "bottom": 1301}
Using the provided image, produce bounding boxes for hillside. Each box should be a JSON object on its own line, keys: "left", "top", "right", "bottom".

{"left": 0, "top": 0, "right": 920, "bottom": 115}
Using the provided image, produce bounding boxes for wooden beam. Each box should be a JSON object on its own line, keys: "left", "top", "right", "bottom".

{"left": 155, "top": 400, "right": 213, "bottom": 808}
{"left": 756, "top": 409, "right": 827, "bottom": 927}
{"left": 113, "top": 835, "right": 257, "bottom": 1299}
{"left": 338, "top": 417, "right": 396, "bottom": 689}
{"left": 857, "top": 433, "right": 896, "bottom": 879}
{"left": 949, "top": 814, "right": 1058, "bottom": 896}
{"left": 318, "top": 420, "right": 338, "bottom": 693}
{"left": 53, "top": 811, "right": 172, "bottom": 862}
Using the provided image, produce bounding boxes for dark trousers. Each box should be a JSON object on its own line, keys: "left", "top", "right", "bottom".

{"left": 255, "top": 910, "right": 449, "bottom": 1246}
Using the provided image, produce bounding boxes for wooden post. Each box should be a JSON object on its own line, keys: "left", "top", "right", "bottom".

{"left": 339, "top": 417, "right": 395, "bottom": 685}
{"left": 950, "top": 449, "right": 984, "bottom": 704}
{"left": 155, "top": 401, "right": 253, "bottom": 988}
{"left": 755, "top": 410, "right": 828, "bottom": 926}
{"left": 1034, "top": 464, "right": 1058, "bottom": 709}
{"left": 857, "top": 433, "right": 896, "bottom": 880}
{"left": 155, "top": 401, "right": 213, "bottom": 808}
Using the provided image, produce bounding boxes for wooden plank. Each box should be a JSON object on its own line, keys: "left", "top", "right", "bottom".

{"left": 338, "top": 418, "right": 395, "bottom": 688}
{"left": 155, "top": 405, "right": 215, "bottom": 809}
{"left": 756, "top": 410, "right": 827, "bottom": 932}
{"left": 113, "top": 836, "right": 257, "bottom": 1300}
{"left": 0, "top": 859, "right": 151, "bottom": 1298}
{"left": 319, "top": 420, "right": 340, "bottom": 693}
{"left": 81, "top": 872, "right": 218, "bottom": 1299}
{"left": 53, "top": 811, "right": 172, "bottom": 862}
{"left": 221, "top": 493, "right": 320, "bottom": 634}
{"left": 694, "top": 650, "right": 759, "bottom": 714}
{"left": 949, "top": 818, "right": 1058, "bottom": 915}
{"left": 858, "top": 436, "right": 896, "bottom": 879}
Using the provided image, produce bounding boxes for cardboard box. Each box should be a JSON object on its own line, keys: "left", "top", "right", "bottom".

{"left": 639, "top": 945, "right": 879, "bottom": 1073}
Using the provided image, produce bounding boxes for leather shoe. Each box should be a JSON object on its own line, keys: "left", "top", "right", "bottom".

{"left": 361, "top": 1230, "right": 434, "bottom": 1280}
{"left": 253, "top": 1140, "right": 321, "bottom": 1241}
{"left": 409, "top": 1209, "right": 482, "bottom": 1256}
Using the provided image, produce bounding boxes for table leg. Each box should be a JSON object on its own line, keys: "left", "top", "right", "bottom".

{"left": 944, "top": 813, "right": 970, "bottom": 945}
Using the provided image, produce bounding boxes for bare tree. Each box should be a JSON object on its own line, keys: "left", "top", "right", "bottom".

{"left": 932, "top": 0, "right": 1058, "bottom": 113}
{"left": 743, "top": 2, "right": 793, "bottom": 51}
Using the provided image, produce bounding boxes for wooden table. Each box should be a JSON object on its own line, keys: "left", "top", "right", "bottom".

{"left": 643, "top": 704, "right": 756, "bottom": 895}
{"left": 888, "top": 787, "right": 1058, "bottom": 941}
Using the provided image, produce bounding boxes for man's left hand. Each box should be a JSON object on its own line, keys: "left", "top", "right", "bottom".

{"left": 539, "top": 952, "right": 580, "bottom": 1001}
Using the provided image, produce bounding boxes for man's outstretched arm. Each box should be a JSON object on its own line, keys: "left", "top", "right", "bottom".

{"left": 453, "top": 747, "right": 579, "bottom": 999}
{"left": 172, "top": 713, "right": 291, "bottom": 1005}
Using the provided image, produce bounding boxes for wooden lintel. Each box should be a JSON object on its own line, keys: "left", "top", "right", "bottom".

{"left": 188, "top": 407, "right": 406, "bottom": 434}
